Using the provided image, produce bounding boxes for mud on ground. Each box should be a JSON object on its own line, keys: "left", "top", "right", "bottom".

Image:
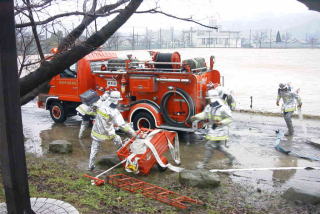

{"left": 2, "top": 101, "right": 320, "bottom": 213}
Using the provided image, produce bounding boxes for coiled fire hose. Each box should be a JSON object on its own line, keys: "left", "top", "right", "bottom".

{"left": 125, "top": 129, "right": 184, "bottom": 173}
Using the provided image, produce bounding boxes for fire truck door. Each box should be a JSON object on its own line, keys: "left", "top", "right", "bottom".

{"left": 55, "top": 63, "right": 79, "bottom": 101}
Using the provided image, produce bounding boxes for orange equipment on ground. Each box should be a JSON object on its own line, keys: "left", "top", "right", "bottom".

{"left": 83, "top": 173, "right": 203, "bottom": 209}
{"left": 117, "top": 128, "right": 180, "bottom": 175}
{"left": 107, "top": 174, "right": 203, "bottom": 209}
{"left": 38, "top": 50, "right": 221, "bottom": 132}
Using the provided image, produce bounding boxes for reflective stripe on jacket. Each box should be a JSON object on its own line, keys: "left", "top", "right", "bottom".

{"left": 91, "top": 101, "right": 135, "bottom": 141}
{"left": 193, "top": 99, "right": 232, "bottom": 142}
{"left": 76, "top": 104, "right": 96, "bottom": 116}
{"left": 277, "top": 91, "right": 302, "bottom": 112}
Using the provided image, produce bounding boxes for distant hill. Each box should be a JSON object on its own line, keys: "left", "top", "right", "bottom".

{"left": 221, "top": 12, "right": 320, "bottom": 40}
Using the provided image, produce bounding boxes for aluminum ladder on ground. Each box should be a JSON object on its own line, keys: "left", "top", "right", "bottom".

{"left": 106, "top": 174, "right": 203, "bottom": 209}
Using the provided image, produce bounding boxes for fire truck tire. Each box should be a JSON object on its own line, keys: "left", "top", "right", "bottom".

{"left": 132, "top": 111, "right": 156, "bottom": 130}
{"left": 161, "top": 88, "right": 195, "bottom": 127}
{"left": 49, "top": 102, "right": 67, "bottom": 123}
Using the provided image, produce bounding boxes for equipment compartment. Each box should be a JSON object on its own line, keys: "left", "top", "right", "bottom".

{"left": 129, "top": 76, "right": 157, "bottom": 93}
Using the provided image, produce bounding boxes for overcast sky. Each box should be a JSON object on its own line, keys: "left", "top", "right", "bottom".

{"left": 47, "top": 0, "right": 319, "bottom": 35}
{"left": 121, "top": 0, "right": 316, "bottom": 31}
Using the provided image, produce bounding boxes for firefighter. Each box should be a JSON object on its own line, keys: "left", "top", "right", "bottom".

{"left": 190, "top": 89, "right": 234, "bottom": 169}
{"left": 276, "top": 83, "right": 302, "bottom": 136}
{"left": 88, "top": 91, "right": 136, "bottom": 171}
{"left": 215, "top": 85, "right": 236, "bottom": 111}
{"left": 76, "top": 92, "right": 109, "bottom": 139}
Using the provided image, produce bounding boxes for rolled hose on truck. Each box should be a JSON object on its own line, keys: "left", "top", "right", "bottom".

{"left": 160, "top": 88, "right": 195, "bottom": 127}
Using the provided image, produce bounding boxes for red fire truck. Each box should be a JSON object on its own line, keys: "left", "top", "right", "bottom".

{"left": 38, "top": 51, "right": 221, "bottom": 131}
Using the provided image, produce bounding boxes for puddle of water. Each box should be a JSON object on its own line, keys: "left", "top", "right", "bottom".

{"left": 22, "top": 101, "right": 320, "bottom": 196}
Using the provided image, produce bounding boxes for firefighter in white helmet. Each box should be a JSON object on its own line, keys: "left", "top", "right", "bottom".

{"left": 215, "top": 85, "right": 236, "bottom": 111}
{"left": 76, "top": 91, "right": 110, "bottom": 139}
{"left": 88, "top": 90, "right": 136, "bottom": 171}
{"left": 190, "top": 89, "right": 234, "bottom": 169}
{"left": 276, "top": 83, "right": 302, "bottom": 136}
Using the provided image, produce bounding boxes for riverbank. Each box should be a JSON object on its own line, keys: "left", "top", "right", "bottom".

{"left": 1, "top": 155, "right": 318, "bottom": 214}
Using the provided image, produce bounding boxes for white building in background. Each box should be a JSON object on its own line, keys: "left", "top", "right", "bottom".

{"left": 194, "top": 29, "right": 241, "bottom": 48}
{"left": 182, "top": 19, "right": 242, "bottom": 48}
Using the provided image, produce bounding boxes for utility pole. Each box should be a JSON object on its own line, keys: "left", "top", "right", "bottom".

{"left": 136, "top": 33, "right": 139, "bottom": 49}
{"left": 190, "top": 27, "right": 192, "bottom": 47}
{"left": 171, "top": 27, "right": 174, "bottom": 49}
{"left": 270, "top": 29, "right": 272, "bottom": 48}
{"left": 208, "top": 31, "right": 211, "bottom": 48}
{"left": 249, "top": 29, "right": 252, "bottom": 47}
{"left": 159, "top": 28, "right": 162, "bottom": 49}
{"left": 0, "top": 1, "right": 34, "bottom": 213}
{"left": 132, "top": 27, "right": 135, "bottom": 50}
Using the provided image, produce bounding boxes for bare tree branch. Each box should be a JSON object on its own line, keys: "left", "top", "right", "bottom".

{"left": 19, "top": 0, "right": 143, "bottom": 103}
{"left": 57, "top": 0, "right": 129, "bottom": 51}
{"left": 135, "top": 9, "right": 218, "bottom": 29}
{"left": 25, "top": 0, "right": 45, "bottom": 60}
{"left": 15, "top": 0, "right": 53, "bottom": 16}
{"left": 16, "top": 0, "right": 129, "bottom": 28}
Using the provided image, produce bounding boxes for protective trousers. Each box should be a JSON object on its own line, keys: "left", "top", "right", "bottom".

{"left": 79, "top": 120, "right": 90, "bottom": 139}
{"left": 79, "top": 115, "right": 91, "bottom": 139}
{"left": 88, "top": 135, "right": 123, "bottom": 170}
{"left": 203, "top": 140, "right": 235, "bottom": 165}
{"left": 283, "top": 111, "right": 294, "bottom": 135}
{"left": 88, "top": 140, "right": 100, "bottom": 170}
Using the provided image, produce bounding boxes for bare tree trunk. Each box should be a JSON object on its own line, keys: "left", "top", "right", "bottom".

{"left": 20, "top": 0, "right": 143, "bottom": 104}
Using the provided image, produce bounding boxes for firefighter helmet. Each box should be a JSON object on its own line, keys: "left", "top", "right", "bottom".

{"left": 109, "top": 91, "right": 123, "bottom": 104}
{"left": 205, "top": 89, "right": 219, "bottom": 99}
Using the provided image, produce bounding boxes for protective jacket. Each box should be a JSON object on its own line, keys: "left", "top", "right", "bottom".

{"left": 193, "top": 100, "right": 232, "bottom": 141}
{"left": 91, "top": 101, "right": 135, "bottom": 142}
{"left": 76, "top": 103, "right": 97, "bottom": 117}
{"left": 277, "top": 90, "right": 302, "bottom": 112}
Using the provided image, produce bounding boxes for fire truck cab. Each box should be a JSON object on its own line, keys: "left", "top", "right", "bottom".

{"left": 38, "top": 51, "right": 221, "bottom": 132}
{"left": 37, "top": 51, "right": 117, "bottom": 122}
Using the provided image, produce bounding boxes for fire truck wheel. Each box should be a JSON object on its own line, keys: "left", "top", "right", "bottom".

{"left": 49, "top": 102, "right": 67, "bottom": 123}
{"left": 132, "top": 111, "right": 156, "bottom": 130}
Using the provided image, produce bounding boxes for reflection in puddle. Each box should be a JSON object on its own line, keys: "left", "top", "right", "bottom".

{"left": 22, "top": 102, "right": 320, "bottom": 195}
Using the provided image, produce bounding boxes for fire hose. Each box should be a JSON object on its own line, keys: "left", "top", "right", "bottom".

{"left": 125, "top": 129, "right": 184, "bottom": 173}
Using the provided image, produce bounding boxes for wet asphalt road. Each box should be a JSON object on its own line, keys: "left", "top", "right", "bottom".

{"left": 22, "top": 101, "right": 320, "bottom": 196}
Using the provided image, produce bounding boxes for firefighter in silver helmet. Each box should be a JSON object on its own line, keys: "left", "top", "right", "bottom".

{"left": 276, "top": 83, "right": 302, "bottom": 136}
{"left": 88, "top": 91, "right": 136, "bottom": 171}
{"left": 76, "top": 91, "right": 110, "bottom": 139}
{"left": 215, "top": 85, "right": 236, "bottom": 111}
{"left": 190, "top": 89, "right": 234, "bottom": 169}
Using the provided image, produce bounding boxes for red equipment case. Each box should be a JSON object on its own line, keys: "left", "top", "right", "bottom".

{"left": 117, "top": 128, "right": 176, "bottom": 175}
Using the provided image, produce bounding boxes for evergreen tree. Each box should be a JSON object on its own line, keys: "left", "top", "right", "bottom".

{"left": 276, "top": 31, "right": 282, "bottom": 43}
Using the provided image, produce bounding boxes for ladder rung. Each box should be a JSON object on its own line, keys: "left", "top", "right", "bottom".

{"left": 172, "top": 196, "right": 186, "bottom": 201}
{"left": 157, "top": 191, "right": 170, "bottom": 195}
{"left": 143, "top": 186, "right": 157, "bottom": 191}
{"left": 118, "top": 177, "right": 131, "bottom": 181}
{"left": 106, "top": 174, "right": 203, "bottom": 209}
{"left": 130, "top": 181, "right": 144, "bottom": 186}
